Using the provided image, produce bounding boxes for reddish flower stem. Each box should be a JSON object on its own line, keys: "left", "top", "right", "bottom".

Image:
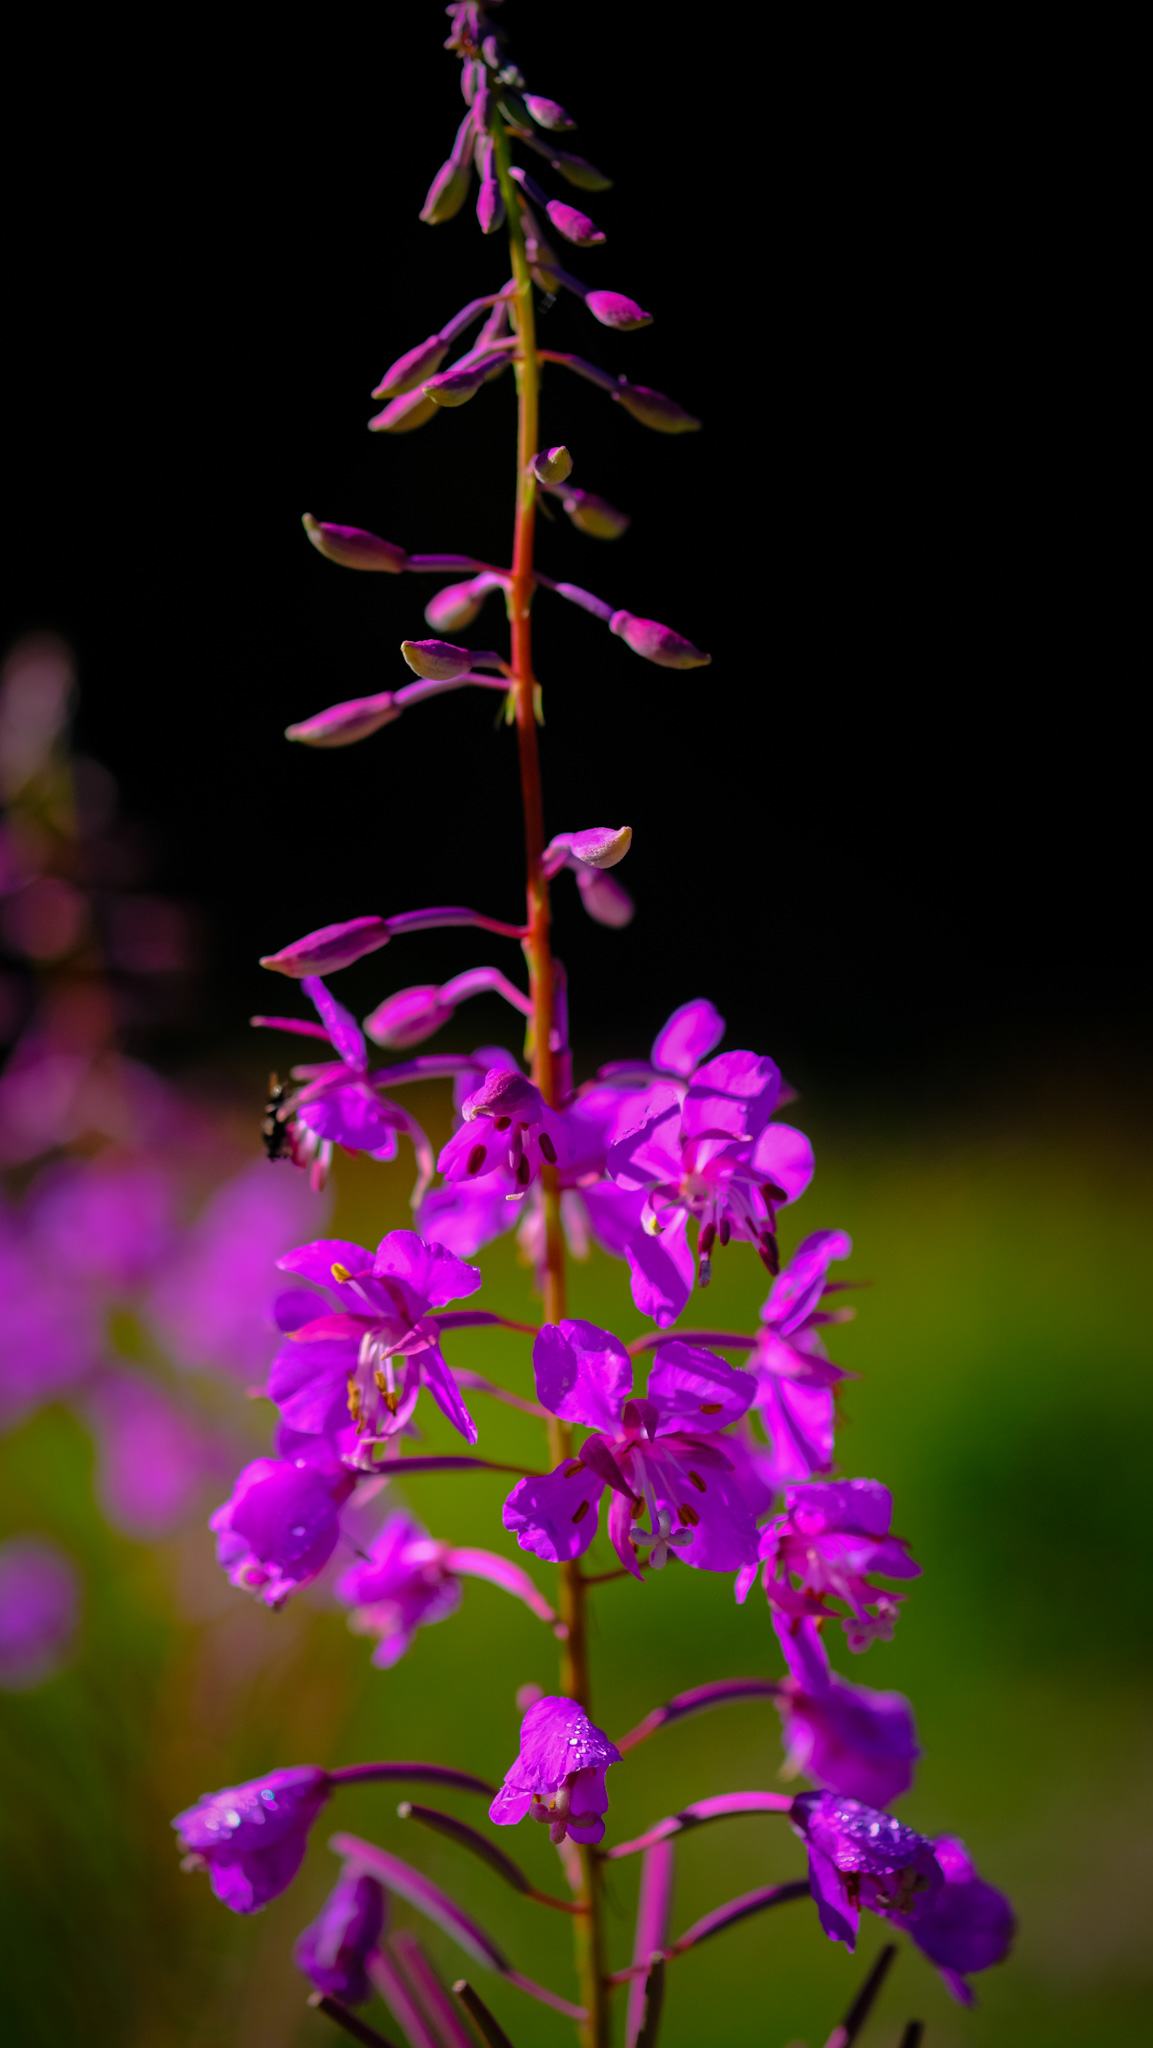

{"left": 495, "top": 123, "right": 608, "bottom": 2048}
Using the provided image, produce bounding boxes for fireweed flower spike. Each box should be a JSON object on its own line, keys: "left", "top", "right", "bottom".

{"left": 185, "top": 5, "right": 1013, "bottom": 2039}
{"left": 490, "top": 1695, "right": 620, "bottom": 1845}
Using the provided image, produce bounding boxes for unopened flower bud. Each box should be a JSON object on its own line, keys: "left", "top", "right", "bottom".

{"left": 609, "top": 610, "right": 711, "bottom": 670}
{"left": 368, "top": 389, "right": 440, "bottom": 434}
{"left": 614, "top": 381, "right": 702, "bottom": 434}
{"left": 420, "top": 153, "right": 473, "bottom": 226}
{"left": 525, "top": 94, "right": 576, "bottom": 131}
{"left": 585, "top": 290, "right": 652, "bottom": 331}
{"left": 546, "top": 199, "right": 606, "bottom": 247}
{"left": 475, "top": 139, "right": 505, "bottom": 235}
{"left": 568, "top": 825, "right": 632, "bottom": 869}
{"left": 532, "top": 445, "right": 573, "bottom": 485}
{"left": 401, "top": 639, "right": 481, "bottom": 682}
{"left": 260, "top": 917, "right": 391, "bottom": 978}
{"left": 302, "top": 515, "right": 407, "bottom": 573}
{"left": 424, "top": 577, "right": 497, "bottom": 634}
{"left": 420, "top": 114, "right": 476, "bottom": 225}
{"left": 550, "top": 151, "right": 611, "bottom": 192}
{"left": 423, "top": 350, "right": 509, "bottom": 407}
{"left": 576, "top": 866, "right": 634, "bottom": 928}
{"left": 285, "top": 693, "right": 401, "bottom": 748}
{"left": 561, "top": 489, "right": 630, "bottom": 540}
{"left": 363, "top": 984, "right": 457, "bottom": 1049}
{"left": 372, "top": 335, "right": 449, "bottom": 400}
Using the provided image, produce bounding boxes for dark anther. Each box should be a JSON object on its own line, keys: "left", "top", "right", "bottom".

{"left": 539, "top": 1131, "right": 558, "bottom": 1164}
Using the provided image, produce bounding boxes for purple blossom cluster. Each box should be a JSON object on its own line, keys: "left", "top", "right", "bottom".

{"left": 170, "top": 6, "right": 1014, "bottom": 2042}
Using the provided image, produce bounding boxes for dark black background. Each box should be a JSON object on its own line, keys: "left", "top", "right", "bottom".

{"left": 5, "top": 5, "right": 1142, "bottom": 1104}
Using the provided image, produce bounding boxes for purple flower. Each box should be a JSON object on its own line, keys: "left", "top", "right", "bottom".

{"left": 765, "top": 1615, "right": 919, "bottom": 1807}
{"left": 791, "top": 1793, "right": 1014, "bottom": 1998}
{"left": 0, "top": 1538, "right": 79, "bottom": 1690}
{"left": 791, "top": 1789, "right": 942, "bottom": 1950}
{"left": 908, "top": 1835, "right": 1016, "bottom": 2004}
{"left": 419, "top": 1065, "right": 633, "bottom": 1276}
{"left": 295, "top": 1865, "right": 386, "bottom": 2004}
{"left": 490, "top": 1695, "right": 620, "bottom": 1845}
{"left": 504, "top": 1320, "right": 760, "bottom": 1576}
{"left": 744, "top": 1228, "right": 854, "bottom": 1484}
{"left": 173, "top": 1766, "right": 330, "bottom": 1913}
{"left": 606, "top": 1060, "right": 813, "bottom": 1325}
{"left": 268, "top": 1229, "right": 482, "bottom": 1446}
{"left": 751, "top": 1478, "right": 920, "bottom": 1650}
{"left": 210, "top": 1455, "right": 356, "bottom": 1608}
{"left": 336, "top": 1511, "right": 558, "bottom": 1667}
{"left": 335, "top": 1513, "right": 461, "bottom": 1665}
{"left": 253, "top": 975, "right": 432, "bottom": 1190}
{"left": 437, "top": 1067, "right": 561, "bottom": 1194}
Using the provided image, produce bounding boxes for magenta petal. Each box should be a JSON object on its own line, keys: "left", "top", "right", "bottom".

{"left": 682, "top": 1051, "right": 781, "bottom": 1142}
{"left": 503, "top": 1462, "right": 603, "bottom": 1562}
{"left": 651, "top": 998, "right": 725, "bottom": 1077}
{"left": 533, "top": 1319, "right": 632, "bottom": 1432}
{"left": 421, "top": 1348, "right": 478, "bottom": 1445}
{"left": 302, "top": 977, "right": 366, "bottom": 1069}
{"left": 372, "top": 1229, "right": 482, "bottom": 1307}
{"left": 805, "top": 1844, "right": 859, "bottom": 1948}
{"left": 766, "top": 1229, "right": 853, "bottom": 1334}
{"left": 625, "top": 1210, "right": 694, "bottom": 1327}
{"left": 751, "top": 1122, "right": 815, "bottom": 1202}
{"left": 647, "top": 1342, "right": 755, "bottom": 1431}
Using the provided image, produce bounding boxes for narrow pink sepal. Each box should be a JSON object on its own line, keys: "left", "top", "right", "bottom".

{"left": 626, "top": 1844, "right": 674, "bottom": 2048}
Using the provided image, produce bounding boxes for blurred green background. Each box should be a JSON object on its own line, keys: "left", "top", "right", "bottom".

{"left": 4, "top": 1077, "right": 1150, "bottom": 2048}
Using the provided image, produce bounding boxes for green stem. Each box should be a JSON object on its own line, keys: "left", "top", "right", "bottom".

{"left": 495, "top": 125, "right": 610, "bottom": 2048}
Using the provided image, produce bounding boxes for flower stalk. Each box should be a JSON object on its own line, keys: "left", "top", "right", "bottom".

{"left": 494, "top": 115, "right": 609, "bottom": 2048}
